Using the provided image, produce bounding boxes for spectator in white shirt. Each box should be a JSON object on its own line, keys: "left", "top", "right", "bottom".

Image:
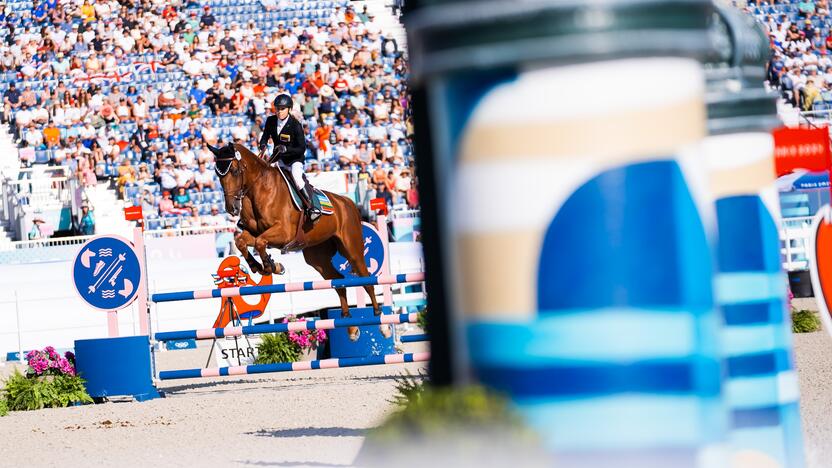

{"left": 337, "top": 120, "right": 358, "bottom": 142}
{"left": 175, "top": 163, "right": 194, "bottom": 188}
{"left": 230, "top": 119, "right": 249, "bottom": 141}
{"left": 132, "top": 96, "right": 148, "bottom": 120}
{"left": 193, "top": 161, "right": 216, "bottom": 190}
{"left": 204, "top": 205, "right": 227, "bottom": 225}
{"left": 180, "top": 144, "right": 197, "bottom": 167}
{"left": 24, "top": 123, "right": 43, "bottom": 148}
{"left": 32, "top": 106, "right": 49, "bottom": 124}
{"left": 158, "top": 112, "right": 174, "bottom": 135}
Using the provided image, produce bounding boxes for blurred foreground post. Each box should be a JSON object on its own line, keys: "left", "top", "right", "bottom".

{"left": 705, "top": 7, "right": 806, "bottom": 467}
{"left": 406, "top": 0, "right": 727, "bottom": 465}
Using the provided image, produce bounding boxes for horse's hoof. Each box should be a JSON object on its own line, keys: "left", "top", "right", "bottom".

{"left": 379, "top": 324, "right": 392, "bottom": 339}
{"left": 275, "top": 263, "right": 286, "bottom": 275}
{"left": 348, "top": 327, "right": 361, "bottom": 342}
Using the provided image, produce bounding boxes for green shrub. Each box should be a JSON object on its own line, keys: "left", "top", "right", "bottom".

{"left": 793, "top": 310, "right": 821, "bottom": 333}
{"left": 254, "top": 333, "right": 301, "bottom": 364}
{"left": 372, "top": 377, "right": 534, "bottom": 441}
{"left": 2, "top": 369, "right": 92, "bottom": 412}
{"left": 417, "top": 310, "right": 427, "bottom": 331}
{"left": 0, "top": 395, "right": 7, "bottom": 416}
{"left": 388, "top": 370, "right": 426, "bottom": 407}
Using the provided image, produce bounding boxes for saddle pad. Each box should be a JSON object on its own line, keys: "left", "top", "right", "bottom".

{"left": 276, "top": 165, "right": 334, "bottom": 215}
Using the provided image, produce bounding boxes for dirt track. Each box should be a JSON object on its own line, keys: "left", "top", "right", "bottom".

{"left": 0, "top": 342, "right": 428, "bottom": 468}
{"left": 2, "top": 320, "right": 832, "bottom": 467}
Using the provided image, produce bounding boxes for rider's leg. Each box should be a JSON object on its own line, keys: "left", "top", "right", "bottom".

{"left": 291, "top": 161, "right": 306, "bottom": 192}
{"left": 292, "top": 161, "right": 319, "bottom": 215}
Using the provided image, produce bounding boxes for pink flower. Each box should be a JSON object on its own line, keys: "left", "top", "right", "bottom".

{"left": 44, "top": 346, "right": 58, "bottom": 359}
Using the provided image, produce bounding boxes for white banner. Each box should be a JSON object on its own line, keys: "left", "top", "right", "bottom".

{"left": 309, "top": 171, "right": 349, "bottom": 195}
{"left": 214, "top": 336, "right": 261, "bottom": 368}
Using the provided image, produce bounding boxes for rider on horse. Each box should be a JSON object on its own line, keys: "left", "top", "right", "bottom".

{"left": 257, "top": 94, "right": 320, "bottom": 218}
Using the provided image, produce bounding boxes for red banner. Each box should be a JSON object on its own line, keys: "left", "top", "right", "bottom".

{"left": 123, "top": 206, "right": 143, "bottom": 222}
{"left": 370, "top": 197, "right": 388, "bottom": 215}
{"left": 773, "top": 127, "right": 831, "bottom": 176}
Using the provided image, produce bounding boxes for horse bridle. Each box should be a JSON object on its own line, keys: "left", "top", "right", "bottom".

{"left": 215, "top": 149, "right": 249, "bottom": 207}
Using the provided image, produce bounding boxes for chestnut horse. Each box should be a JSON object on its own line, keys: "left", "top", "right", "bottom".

{"left": 207, "top": 143, "right": 386, "bottom": 341}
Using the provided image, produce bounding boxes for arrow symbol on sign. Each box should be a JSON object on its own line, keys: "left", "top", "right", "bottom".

{"left": 81, "top": 249, "right": 95, "bottom": 268}
{"left": 88, "top": 253, "right": 125, "bottom": 294}
{"left": 118, "top": 278, "right": 134, "bottom": 298}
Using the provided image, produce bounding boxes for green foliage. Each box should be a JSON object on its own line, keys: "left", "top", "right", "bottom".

{"left": 417, "top": 309, "right": 427, "bottom": 331}
{"left": 793, "top": 310, "right": 822, "bottom": 333}
{"left": 1, "top": 369, "right": 92, "bottom": 412}
{"left": 388, "top": 370, "right": 426, "bottom": 407}
{"left": 372, "top": 379, "right": 535, "bottom": 442}
{"left": 254, "top": 333, "right": 301, "bottom": 364}
{"left": 0, "top": 395, "right": 7, "bottom": 416}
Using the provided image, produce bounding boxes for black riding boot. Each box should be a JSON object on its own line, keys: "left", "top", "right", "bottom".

{"left": 304, "top": 185, "right": 322, "bottom": 217}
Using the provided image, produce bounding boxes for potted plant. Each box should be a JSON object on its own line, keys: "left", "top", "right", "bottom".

{"left": 1, "top": 346, "right": 92, "bottom": 414}
{"left": 283, "top": 314, "right": 328, "bottom": 360}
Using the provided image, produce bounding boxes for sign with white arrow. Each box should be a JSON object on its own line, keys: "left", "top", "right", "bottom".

{"left": 72, "top": 235, "right": 142, "bottom": 311}
{"left": 331, "top": 222, "right": 385, "bottom": 277}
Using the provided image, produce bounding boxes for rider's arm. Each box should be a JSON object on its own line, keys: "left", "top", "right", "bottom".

{"left": 258, "top": 116, "right": 273, "bottom": 152}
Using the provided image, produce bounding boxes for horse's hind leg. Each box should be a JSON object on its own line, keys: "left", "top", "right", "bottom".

{"left": 333, "top": 236, "right": 391, "bottom": 340}
{"left": 303, "top": 241, "right": 361, "bottom": 341}
{"left": 235, "top": 231, "right": 265, "bottom": 274}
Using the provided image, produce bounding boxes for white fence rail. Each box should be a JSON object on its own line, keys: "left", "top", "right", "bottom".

{"left": 781, "top": 216, "right": 814, "bottom": 272}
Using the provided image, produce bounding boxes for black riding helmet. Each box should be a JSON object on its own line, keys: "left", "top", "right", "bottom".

{"left": 274, "top": 94, "right": 293, "bottom": 109}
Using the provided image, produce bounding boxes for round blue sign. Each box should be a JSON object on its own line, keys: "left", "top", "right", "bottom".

{"left": 72, "top": 235, "right": 143, "bottom": 311}
{"left": 332, "top": 223, "right": 385, "bottom": 277}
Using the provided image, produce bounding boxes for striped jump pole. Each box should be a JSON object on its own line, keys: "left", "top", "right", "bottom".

{"left": 151, "top": 273, "right": 426, "bottom": 303}
{"left": 400, "top": 334, "right": 430, "bottom": 343}
{"left": 158, "top": 352, "right": 431, "bottom": 380}
{"left": 155, "top": 313, "right": 421, "bottom": 342}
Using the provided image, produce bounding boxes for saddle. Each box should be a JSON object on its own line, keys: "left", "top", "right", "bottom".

{"left": 272, "top": 162, "right": 334, "bottom": 252}
{"left": 273, "top": 162, "right": 334, "bottom": 218}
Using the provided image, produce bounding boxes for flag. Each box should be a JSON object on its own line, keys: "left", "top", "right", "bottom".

{"left": 133, "top": 60, "right": 162, "bottom": 74}
{"left": 108, "top": 71, "right": 133, "bottom": 83}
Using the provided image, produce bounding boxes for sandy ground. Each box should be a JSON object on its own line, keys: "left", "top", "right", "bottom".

{"left": 1, "top": 309, "right": 832, "bottom": 467}
{"left": 0, "top": 334, "right": 429, "bottom": 468}
{"left": 791, "top": 297, "right": 832, "bottom": 468}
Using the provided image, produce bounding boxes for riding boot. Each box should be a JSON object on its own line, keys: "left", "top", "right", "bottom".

{"left": 298, "top": 183, "right": 314, "bottom": 217}
{"left": 304, "top": 185, "right": 322, "bottom": 217}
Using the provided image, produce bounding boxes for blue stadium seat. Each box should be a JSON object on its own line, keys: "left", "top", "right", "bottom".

{"left": 34, "top": 150, "right": 49, "bottom": 164}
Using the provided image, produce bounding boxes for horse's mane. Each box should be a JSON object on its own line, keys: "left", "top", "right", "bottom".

{"left": 233, "top": 143, "right": 271, "bottom": 170}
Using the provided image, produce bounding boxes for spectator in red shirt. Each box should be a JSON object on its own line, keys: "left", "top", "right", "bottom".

{"left": 406, "top": 179, "right": 419, "bottom": 209}
{"left": 333, "top": 73, "right": 349, "bottom": 96}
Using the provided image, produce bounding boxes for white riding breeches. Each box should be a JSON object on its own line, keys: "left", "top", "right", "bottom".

{"left": 291, "top": 161, "right": 306, "bottom": 190}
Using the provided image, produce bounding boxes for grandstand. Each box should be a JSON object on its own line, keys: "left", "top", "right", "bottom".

{"left": 0, "top": 0, "right": 417, "bottom": 252}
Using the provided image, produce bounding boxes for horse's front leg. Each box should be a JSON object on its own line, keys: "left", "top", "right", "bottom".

{"left": 253, "top": 230, "right": 287, "bottom": 276}
{"left": 235, "top": 230, "right": 264, "bottom": 274}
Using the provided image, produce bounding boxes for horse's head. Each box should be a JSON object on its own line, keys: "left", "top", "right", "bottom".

{"left": 208, "top": 143, "right": 246, "bottom": 216}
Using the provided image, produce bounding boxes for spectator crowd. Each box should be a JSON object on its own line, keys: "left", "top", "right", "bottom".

{"left": 750, "top": 0, "right": 832, "bottom": 112}
{"left": 0, "top": 0, "right": 420, "bottom": 231}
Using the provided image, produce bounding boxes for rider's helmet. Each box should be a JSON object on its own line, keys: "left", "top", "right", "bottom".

{"left": 274, "top": 94, "right": 293, "bottom": 110}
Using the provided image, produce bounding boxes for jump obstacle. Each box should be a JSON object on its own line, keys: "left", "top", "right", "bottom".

{"left": 146, "top": 271, "right": 429, "bottom": 383}
{"left": 155, "top": 312, "right": 423, "bottom": 342}
{"left": 400, "top": 334, "right": 429, "bottom": 343}
{"left": 73, "top": 224, "right": 428, "bottom": 399}
{"left": 159, "top": 352, "right": 430, "bottom": 380}
{"left": 151, "top": 273, "right": 426, "bottom": 303}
